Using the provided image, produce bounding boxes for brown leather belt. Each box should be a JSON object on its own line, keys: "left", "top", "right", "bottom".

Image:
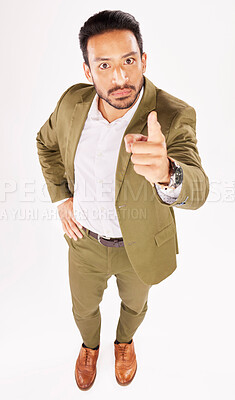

{"left": 87, "top": 229, "right": 124, "bottom": 247}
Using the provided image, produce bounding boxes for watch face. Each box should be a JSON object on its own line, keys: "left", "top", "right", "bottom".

{"left": 175, "top": 166, "right": 183, "bottom": 185}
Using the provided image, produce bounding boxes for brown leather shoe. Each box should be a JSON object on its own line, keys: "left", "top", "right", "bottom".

{"left": 114, "top": 339, "right": 137, "bottom": 385}
{"left": 74, "top": 343, "right": 99, "bottom": 390}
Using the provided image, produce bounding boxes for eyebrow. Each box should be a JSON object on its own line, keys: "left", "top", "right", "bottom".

{"left": 93, "top": 51, "right": 138, "bottom": 62}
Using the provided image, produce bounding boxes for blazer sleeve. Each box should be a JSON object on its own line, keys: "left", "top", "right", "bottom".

{"left": 36, "top": 87, "right": 74, "bottom": 203}
{"left": 152, "top": 105, "right": 209, "bottom": 210}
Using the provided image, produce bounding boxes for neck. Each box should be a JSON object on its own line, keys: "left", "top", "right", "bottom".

{"left": 98, "top": 93, "right": 140, "bottom": 123}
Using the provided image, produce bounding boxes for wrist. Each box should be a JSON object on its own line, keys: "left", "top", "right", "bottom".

{"left": 156, "top": 158, "right": 183, "bottom": 189}
{"left": 156, "top": 157, "right": 172, "bottom": 185}
{"left": 157, "top": 176, "right": 171, "bottom": 185}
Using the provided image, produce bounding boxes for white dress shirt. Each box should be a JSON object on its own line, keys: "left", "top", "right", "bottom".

{"left": 55, "top": 85, "right": 182, "bottom": 237}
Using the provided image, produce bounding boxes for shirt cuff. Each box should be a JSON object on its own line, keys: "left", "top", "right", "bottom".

{"left": 54, "top": 197, "right": 70, "bottom": 207}
{"left": 154, "top": 182, "right": 183, "bottom": 204}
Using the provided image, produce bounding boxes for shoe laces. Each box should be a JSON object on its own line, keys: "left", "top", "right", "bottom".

{"left": 118, "top": 344, "right": 128, "bottom": 361}
{"left": 82, "top": 348, "right": 94, "bottom": 366}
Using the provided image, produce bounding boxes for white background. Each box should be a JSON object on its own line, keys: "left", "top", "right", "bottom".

{"left": 0, "top": 0, "right": 235, "bottom": 399}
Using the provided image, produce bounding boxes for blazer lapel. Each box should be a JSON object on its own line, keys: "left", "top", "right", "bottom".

{"left": 65, "top": 87, "right": 96, "bottom": 189}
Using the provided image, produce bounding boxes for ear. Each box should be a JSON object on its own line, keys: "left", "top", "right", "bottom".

{"left": 141, "top": 52, "right": 147, "bottom": 74}
{"left": 83, "top": 62, "right": 93, "bottom": 84}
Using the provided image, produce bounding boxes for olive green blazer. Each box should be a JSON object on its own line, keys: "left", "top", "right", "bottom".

{"left": 36, "top": 75, "right": 209, "bottom": 285}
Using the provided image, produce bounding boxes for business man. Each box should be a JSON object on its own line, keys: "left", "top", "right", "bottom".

{"left": 36, "top": 10, "right": 209, "bottom": 390}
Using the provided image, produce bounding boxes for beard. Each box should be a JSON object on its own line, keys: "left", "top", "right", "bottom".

{"left": 92, "top": 75, "right": 144, "bottom": 110}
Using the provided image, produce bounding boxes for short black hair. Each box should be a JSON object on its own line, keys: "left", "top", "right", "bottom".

{"left": 79, "top": 10, "right": 143, "bottom": 67}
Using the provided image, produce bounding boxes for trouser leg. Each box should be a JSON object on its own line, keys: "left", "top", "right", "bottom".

{"left": 66, "top": 233, "right": 110, "bottom": 349}
{"left": 115, "top": 269, "right": 152, "bottom": 343}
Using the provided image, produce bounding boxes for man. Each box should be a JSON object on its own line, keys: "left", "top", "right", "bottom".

{"left": 36, "top": 10, "right": 209, "bottom": 390}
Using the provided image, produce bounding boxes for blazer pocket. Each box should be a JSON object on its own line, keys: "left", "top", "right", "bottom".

{"left": 154, "top": 222, "right": 176, "bottom": 247}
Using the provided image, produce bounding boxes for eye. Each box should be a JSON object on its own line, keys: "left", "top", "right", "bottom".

{"left": 124, "top": 58, "right": 135, "bottom": 65}
{"left": 99, "top": 62, "right": 110, "bottom": 70}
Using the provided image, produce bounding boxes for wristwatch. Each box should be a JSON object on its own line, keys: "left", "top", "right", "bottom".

{"left": 157, "top": 157, "right": 183, "bottom": 189}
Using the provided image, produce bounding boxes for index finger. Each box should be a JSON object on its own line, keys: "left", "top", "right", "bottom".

{"left": 124, "top": 134, "right": 147, "bottom": 152}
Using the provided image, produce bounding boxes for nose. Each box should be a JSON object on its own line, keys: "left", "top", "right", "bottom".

{"left": 111, "top": 67, "right": 129, "bottom": 86}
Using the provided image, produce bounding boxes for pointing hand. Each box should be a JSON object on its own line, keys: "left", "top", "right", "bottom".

{"left": 124, "top": 111, "right": 171, "bottom": 186}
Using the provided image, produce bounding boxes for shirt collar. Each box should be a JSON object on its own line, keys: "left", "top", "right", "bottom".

{"left": 88, "top": 85, "right": 144, "bottom": 124}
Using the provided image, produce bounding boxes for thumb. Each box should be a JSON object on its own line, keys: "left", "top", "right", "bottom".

{"left": 147, "top": 111, "right": 162, "bottom": 142}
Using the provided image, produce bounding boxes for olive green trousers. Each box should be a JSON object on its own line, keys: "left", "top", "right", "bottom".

{"left": 64, "top": 227, "right": 152, "bottom": 349}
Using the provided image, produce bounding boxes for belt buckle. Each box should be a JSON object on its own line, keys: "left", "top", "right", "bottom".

{"left": 97, "top": 234, "right": 123, "bottom": 247}
{"left": 97, "top": 234, "right": 110, "bottom": 245}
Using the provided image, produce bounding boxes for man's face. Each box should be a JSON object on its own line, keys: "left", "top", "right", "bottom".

{"left": 83, "top": 29, "right": 147, "bottom": 110}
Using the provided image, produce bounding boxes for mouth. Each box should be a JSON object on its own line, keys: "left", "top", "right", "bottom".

{"left": 111, "top": 89, "right": 132, "bottom": 97}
